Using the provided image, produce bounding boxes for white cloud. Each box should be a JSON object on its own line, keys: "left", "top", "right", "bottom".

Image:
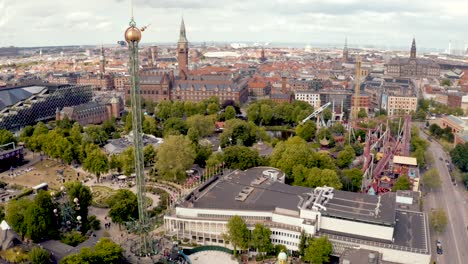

{"left": 0, "top": 0, "right": 465, "bottom": 49}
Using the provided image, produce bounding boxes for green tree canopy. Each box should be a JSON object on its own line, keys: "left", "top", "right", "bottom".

{"left": 450, "top": 142, "right": 468, "bottom": 172}
{"left": 83, "top": 149, "right": 109, "bottom": 181}
{"left": 341, "top": 168, "right": 363, "bottom": 192}
{"left": 296, "top": 121, "right": 317, "bottom": 142}
{"left": 155, "top": 135, "right": 196, "bottom": 182}
{"left": 270, "top": 137, "right": 315, "bottom": 178}
{"left": 142, "top": 116, "right": 159, "bottom": 136}
{"left": 251, "top": 224, "right": 273, "bottom": 259}
{"left": 65, "top": 182, "right": 93, "bottom": 228}
{"left": 187, "top": 114, "right": 216, "bottom": 138}
{"left": 83, "top": 125, "right": 108, "bottom": 146}
{"left": 422, "top": 168, "right": 441, "bottom": 191}
{"left": 144, "top": 145, "right": 156, "bottom": 167}
{"left": 392, "top": 175, "right": 411, "bottom": 191}
{"left": 163, "top": 117, "right": 188, "bottom": 136}
{"left": 430, "top": 208, "right": 448, "bottom": 234}
{"left": 29, "top": 247, "right": 50, "bottom": 264}
{"left": 5, "top": 198, "right": 33, "bottom": 239}
{"left": 226, "top": 216, "right": 250, "bottom": 256}
{"left": 0, "top": 129, "right": 17, "bottom": 147}
{"left": 107, "top": 190, "right": 138, "bottom": 225}
{"left": 60, "top": 238, "right": 124, "bottom": 264}
{"left": 220, "top": 119, "right": 258, "bottom": 147}
{"left": 303, "top": 236, "right": 333, "bottom": 264}
{"left": 223, "top": 145, "right": 260, "bottom": 170}
{"left": 119, "top": 147, "right": 135, "bottom": 176}
{"left": 336, "top": 145, "right": 356, "bottom": 169}
{"left": 224, "top": 105, "right": 236, "bottom": 120}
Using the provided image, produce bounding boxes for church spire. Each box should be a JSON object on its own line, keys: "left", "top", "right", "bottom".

{"left": 178, "top": 17, "right": 188, "bottom": 43}
{"left": 410, "top": 37, "right": 416, "bottom": 59}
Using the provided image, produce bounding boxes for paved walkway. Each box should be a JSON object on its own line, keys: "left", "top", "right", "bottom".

{"left": 189, "top": 251, "right": 237, "bottom": 264}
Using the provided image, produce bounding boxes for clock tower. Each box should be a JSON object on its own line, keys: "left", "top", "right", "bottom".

{"left": 177, "top": 18, "right": 189, "bottom": 80}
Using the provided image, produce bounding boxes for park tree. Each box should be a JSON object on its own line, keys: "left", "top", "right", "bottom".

{"left": 65, "top": 182, "right": 93, "bottom": 229}
{"left": 142, "top": 116, "right": 159, "bottom": 136}
{"left": 5, "top": 198, "right": 33, "bottom": 239}
{"left": 223, "top": 145, "right": 260, "bottom": 170}
{"left": 83, "top": 149, "right": 109, "bottom": 182}
{"left": 292, "top": 165, "right": 342, "bottom": 189}
{"left": 155, "top": 135, "right": 196, "bottom": 182}
{"left": 358, "top": 108, "right": 368, "bottom": 119}
{"left": 194, "top": 143, "right": 212, "bottom": 167}
{"left": 226, "top": 216, "right": 250, "bottom": 256}
{"left": 155, "top": 100, "right": 173, "bottom": 120}
{"left": 29, "top": 247, "right": 51, "bottom": 264}
{"left": 220, "top": 119, "right": 258, "bottom": 147}
{"left": 124, "top": 112, "right": 133, "bottom": 133}
{"left": 187, "top": 127, "right": 200, "bottom": 143}
{"left": 303, "top": 236, "right": 333, "bottom": 264}
{"left": 270, "top": 137, "right": 315, "bottom": 179}
{"left": 336, "top": 145, "right": 356, "bottom": 168}
{"left": 206, "top": 152, "right": 225, "bottom": 168}
{"left": 102, "top": 118, "right": 117, "bottom": 136}
{"left": 422, "top": 168, "right": 441, "bottom": 191}
{"left": 298, "top": 230, "right": 308, "bottom": 257}
{"left": 224, "top": 105, "right": 236, "bottom": 120}
{"left": 19, "top": 125, "right": 34, "bottom": 142}
{"left": 260, "top": 104, "right": 273, "bottom": 125}
{"left": 107, "top": 190, "right": 138, "bottom": 226}
{"left": 34, "top": 190, "right": 57, "bottom": 238}
{"left": 430, "top": 208, "right": 448, "bottom": 233}
{"left": 322, "top": 108, "right": 333, "bottom": 122}
{"left": 163, "top": 117, "right": 188, "bottom": 136}
{"left": 119, "top": 147, "right": 135, "bottom": 176}
{"left": 109, "top": 154, "right": 122, "bottom": 173}
{"left": 330, "top": 122, "right": 345, "bottom": 134}
{"left": 143, "top": 145, "right": 156, "bottom": 167}
{"left": 296, "top": 121, "right": 317, "bottom": 142}
{"left": 207, "top": 102, "right": 220, "bottom": 115}
{"left": 251, "top": 224, "right": 273, "bottom": 259}
{"left": 341, "top": 168, "right": 363, "bottom": 192}
{"left": 33, "top": 122, "right": 49, "bottom": 136}
{"left": 392, "top": 175, "right": 411, "bottom": 191}
{"left": 24, "top": 203, "right": 48, "bottom": 241}
{"left": 450, "top": 142, "right": 468, "bottom": 172}
{"left": 83, "top": 125, "right": 109, "bottom": 146}
{"left": 60, "top": 238, "right": 124, "bottom": 264}
{"left": 187, "top": 114, "right": 216, "bottom": 138}
{"left": 0, "top": 129, "right": 16, "bottom": 148}
{"left": 69, "top": 122, "right": 83, "bottom": 145}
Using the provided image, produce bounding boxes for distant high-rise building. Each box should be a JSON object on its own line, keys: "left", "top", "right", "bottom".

{"left": 99, "top": 45, "right": 105, "bottom": 75}
{"left": 342, "top": 37, "right": 349, "bottom": 63}
{"left": 259, "top": 47, "right": 267, "bottom": 63}
{"left": 386, "top": 38, "right": 440, "bottom": 78}
{"left": 410, "top": 38, "right": 416, "bottom": 59}
{"left": 177, "top": 18, "right": 189, "bottom": 80}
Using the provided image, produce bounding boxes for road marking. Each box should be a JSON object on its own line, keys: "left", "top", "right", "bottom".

{"left": 434, "top": 146, "right": 463, "bottom": 264}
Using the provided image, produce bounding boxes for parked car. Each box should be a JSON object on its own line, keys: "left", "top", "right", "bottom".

{"left": 436, "top": 240, "right": 443, "bottom": 255}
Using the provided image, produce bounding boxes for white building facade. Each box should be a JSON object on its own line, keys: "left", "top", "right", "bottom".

{"left": 164, "top": 167, "right": 431, "bottom": 264}
{"left": 295, "top": 91, "right": 321, "bottom": 108}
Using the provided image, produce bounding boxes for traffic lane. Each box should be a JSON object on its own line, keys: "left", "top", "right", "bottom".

{"left": 429, "top": 141, "right": 467, "bottom": 264}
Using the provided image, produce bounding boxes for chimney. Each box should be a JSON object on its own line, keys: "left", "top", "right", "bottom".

{"left": 282, "top": 76, "right": 287, "bottom": 94}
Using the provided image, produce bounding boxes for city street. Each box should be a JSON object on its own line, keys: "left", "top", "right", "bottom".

{"left": 419, "top": 131, "right": 468, "bottom": 264}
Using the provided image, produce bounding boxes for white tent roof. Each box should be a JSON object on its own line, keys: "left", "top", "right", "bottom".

{"left": 0, "top": 220, "right": 11, "bottom": 231}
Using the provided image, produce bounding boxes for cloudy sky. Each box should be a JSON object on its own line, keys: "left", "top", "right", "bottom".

{"left": 0, "top": 0, "right": 466, "bottom": 50}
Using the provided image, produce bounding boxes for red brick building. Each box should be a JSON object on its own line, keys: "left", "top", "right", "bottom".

{"left": 56, "top": 96, "right": 123, "bottom": 126}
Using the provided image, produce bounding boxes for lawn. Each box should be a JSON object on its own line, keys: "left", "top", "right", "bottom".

{"left": 0, "top": 160, "right": 86, "bottom": 190}
{"left": 91, "top": 185, "right": 116, "bottom": 208}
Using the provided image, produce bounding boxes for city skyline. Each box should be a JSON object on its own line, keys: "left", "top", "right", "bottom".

{"left": 0, "top": 0, "right": 467, "bottom": 51}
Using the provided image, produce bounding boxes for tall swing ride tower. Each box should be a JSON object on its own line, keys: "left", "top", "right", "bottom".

{"left": 124, "top": 16, "right": 155, "bottom": 256}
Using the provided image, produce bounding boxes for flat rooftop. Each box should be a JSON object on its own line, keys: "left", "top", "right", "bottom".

{"left": 393, "top": 210, "right": 429, "bottom": 252}
{"left": 182, "top": 167, "right": 396, "bottom": 226}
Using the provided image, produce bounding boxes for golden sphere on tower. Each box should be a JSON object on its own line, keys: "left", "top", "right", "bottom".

{"left": 125, "top": 26, "right": 142, "bottom": 42}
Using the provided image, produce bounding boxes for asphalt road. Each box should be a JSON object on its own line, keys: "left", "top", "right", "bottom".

{"left": 419, "top": 131, "right": 468, "bottom": 264}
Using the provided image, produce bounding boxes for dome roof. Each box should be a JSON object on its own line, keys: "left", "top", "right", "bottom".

{"left": 278, "top": 251, "right": 287, "bottom": 260}
{"left": 125, "top": 26, "right": 141, "bottom": 42}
